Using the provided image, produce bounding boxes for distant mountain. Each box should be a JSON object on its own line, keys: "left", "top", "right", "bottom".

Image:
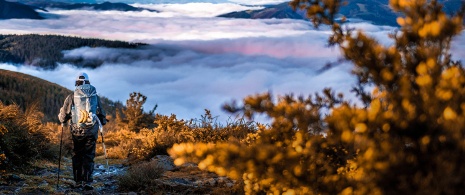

{"left": 337, "top": 0, "right": 399, "bottom": 26}
{"left": 0, "top": 69, "right": 122, "bottom": 122}
{"left": 0, "top": 34, "right": 147, "bottom": 69}
{"left": 13, "top": 0, "right": 98, "bottom": 3}
{"left": 219, "top": 3, "right": 305, "bottom": 20}
{"left": 0, "top": 0, "right": 43, "bottom": 19}
{"left": 219, "top": 0, "right": 464, "bottom": 26}
{"left": 219, "top": 1, "right": 397, "bottom": 26}
{"left": 441, "top": 0, "right": 465, "bottom": 15}
{"left": 10, "top": 0, "right": 157, "bottom": 12}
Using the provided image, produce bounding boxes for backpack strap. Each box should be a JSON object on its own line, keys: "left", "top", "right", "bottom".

{"left": 71, "top": 93, "right": 74, "bottom": 107}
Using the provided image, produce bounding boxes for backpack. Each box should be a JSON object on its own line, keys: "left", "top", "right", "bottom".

{"left": 71, "top": 84, "right": 98, "bottom": 132}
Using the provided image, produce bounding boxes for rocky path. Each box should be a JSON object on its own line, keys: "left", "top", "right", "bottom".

{"left": 57, "top": 156, "right": 126, "bottom": 194}
{"left": 0, "top": 156, "right": 128, "bottom": 194}
{"left": 0, "top": 155, "right": 240, "bottom": 194}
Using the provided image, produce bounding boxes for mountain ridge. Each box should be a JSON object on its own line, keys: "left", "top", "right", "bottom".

{"left": 218, "top": 0, "right": 398, "bottom": 26}
{"left": 7, "top": 0, "right": 158, "bottom": 12}
{"left": 0, "top": 0, "right": 44, "bottom": 19}
{"left": 220, "top": 2, "right": 305, "bottom": 20}
{"left": 0, "top": 34, "right": 147, "bottom": 69}
{"left": 219, "top": 0, "right": 465, "bottom": 26}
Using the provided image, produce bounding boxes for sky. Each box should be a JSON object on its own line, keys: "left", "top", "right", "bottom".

{"left": 1, "top": 2, "right": 464, "bottom": 122}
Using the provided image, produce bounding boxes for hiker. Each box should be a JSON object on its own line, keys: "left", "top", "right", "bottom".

{"left": 58, "top": 72, "right": 107, "bottom": 190}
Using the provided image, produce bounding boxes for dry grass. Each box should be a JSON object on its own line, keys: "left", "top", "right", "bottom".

{"left": 0, "top": 102, "right": 55, "bottom": 170}
{"left": 117, "top": 160, "right": 165, "bottom": 192}
{"left": 102, "top": 110, "right": 257, "bottom": 163}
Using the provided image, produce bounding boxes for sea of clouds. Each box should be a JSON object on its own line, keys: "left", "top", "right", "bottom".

{"left": 1, "top": 2, "right": 464, "bottom": 121}
{"left": 57, "top": 0, "right": 289, "bottom": 5}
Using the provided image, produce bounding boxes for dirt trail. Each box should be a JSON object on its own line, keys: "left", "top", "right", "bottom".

{"left": 0, "top": 155, "right": 240, "bottom": 194}
{"left": 0, "top": 156, "right": 127, "bottom": 194}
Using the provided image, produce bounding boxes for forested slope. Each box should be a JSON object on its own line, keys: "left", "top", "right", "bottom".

{"left": 0, "top": 69, "right": 121, "bottom": 122}
{"left": 0, "top": 34, "right": 146, "bottom": 69}
{"left": 0, "top": 0, "right": 43, "bottom": 19}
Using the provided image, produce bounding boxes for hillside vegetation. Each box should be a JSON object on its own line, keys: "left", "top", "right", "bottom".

{"left": 0, "top": 34, "right": 146, "bottom": 69}
{"left": 0, "top": 69, "right": 70, "bottom": 122}
{"left": 0, "top": 69, "right": 121, "bottom": 122}
{"left": 0, "top": 101, "right": 53, "bottom": 171}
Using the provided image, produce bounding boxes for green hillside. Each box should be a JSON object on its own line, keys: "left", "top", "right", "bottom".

{"left": 0, "top": 69, "right": 121, "bottom": 122}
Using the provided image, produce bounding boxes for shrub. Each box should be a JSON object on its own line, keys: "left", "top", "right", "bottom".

{"left": 104, "top": 109, "right": 257, "bottom": 162}
{"left": 44, "top": 122, "right": 74, "bottom": 158}
{"left": 116, "top": 92, "right": 156, "bottom": 133}
{"left": 117, "top": 160, "right": 165, "bottom": 192}
{"left": 149, "top": 111, "right": 256, "bottom": 159}
{"left": 0, "top": 102, "right": 52, "bottom": 170}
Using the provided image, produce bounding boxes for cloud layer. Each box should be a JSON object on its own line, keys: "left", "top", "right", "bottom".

{"left": 0, "top": 8, "right": 314, "bottom": 42}
{"left": 0, "top": 41, "right": 352, "bottom": 121}
{"left": 132, "top": 3, "right": 264, "bottom": 17}
{"left": 0, "top": 3, "right": 463, "bottom": 121}
{"left": 97, "top": 0, "right": 289, "bottom": 5}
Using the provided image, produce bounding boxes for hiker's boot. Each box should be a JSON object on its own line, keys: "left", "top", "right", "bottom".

{"left": 71, "top": 181, "right": 83, "bottom": 189}
{"left": 83, "top": 182, "right": 94, "bottom": 191}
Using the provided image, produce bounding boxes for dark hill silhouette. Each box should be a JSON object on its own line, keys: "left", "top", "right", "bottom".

{"left": 219, "top": 1, "right": 398, "bottom": 26}
{"left": 218, "top": 1, "right": 398, "bottom": 26}
{"left": 219, "top": 0, "right": 464, "bottom": 26}
{"left": 0, "top": 34, "right": 147, "bottom": 69}
{"left": 9, "top": 0, "right": 158, "bottom": 12}
{"left": 337, "top": 0, "right": 398, "bottom": 26}
{"left": 0, "top": 0, "right": 43, "bottom": 19}
{"left": 0, "top": 69, "right": 122, "bottom": 122}
{"left": 441, "top": 0, "right": 465, "bottom": 15}
{"left": 220, "top": 2, "right": 304, "bottom": 20}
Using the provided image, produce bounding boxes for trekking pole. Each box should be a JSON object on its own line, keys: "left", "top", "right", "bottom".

{"left": 96, "top": 117, "right": 109, "bottom": 172}
{"left": 57, "top": 123, "right": 64, "bottom": 190}
{"left": 100, "top": 130, "right": 109, "bottom": 172}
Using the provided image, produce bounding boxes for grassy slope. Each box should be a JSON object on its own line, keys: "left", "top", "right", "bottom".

{"left": 0, "top": 69, "right": 120, "bottom": 122}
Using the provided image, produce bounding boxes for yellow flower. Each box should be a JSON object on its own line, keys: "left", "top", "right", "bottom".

{"left": 355, "top": 123, "right": 368, "bottom": 133}
{"left": 443, "top": 107, "right": 457, "bottom": 120}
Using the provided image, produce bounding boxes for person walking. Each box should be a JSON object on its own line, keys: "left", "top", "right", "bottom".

{"left": 58, "top": 72, "right": 106, "bottom": 190}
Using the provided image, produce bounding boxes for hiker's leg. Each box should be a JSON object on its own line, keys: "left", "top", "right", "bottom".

{"left": 72, "top": 135, "right": 86, "bottom": 183}
{"left": 82, "top": 134, "right": 96, "bottom": 183}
